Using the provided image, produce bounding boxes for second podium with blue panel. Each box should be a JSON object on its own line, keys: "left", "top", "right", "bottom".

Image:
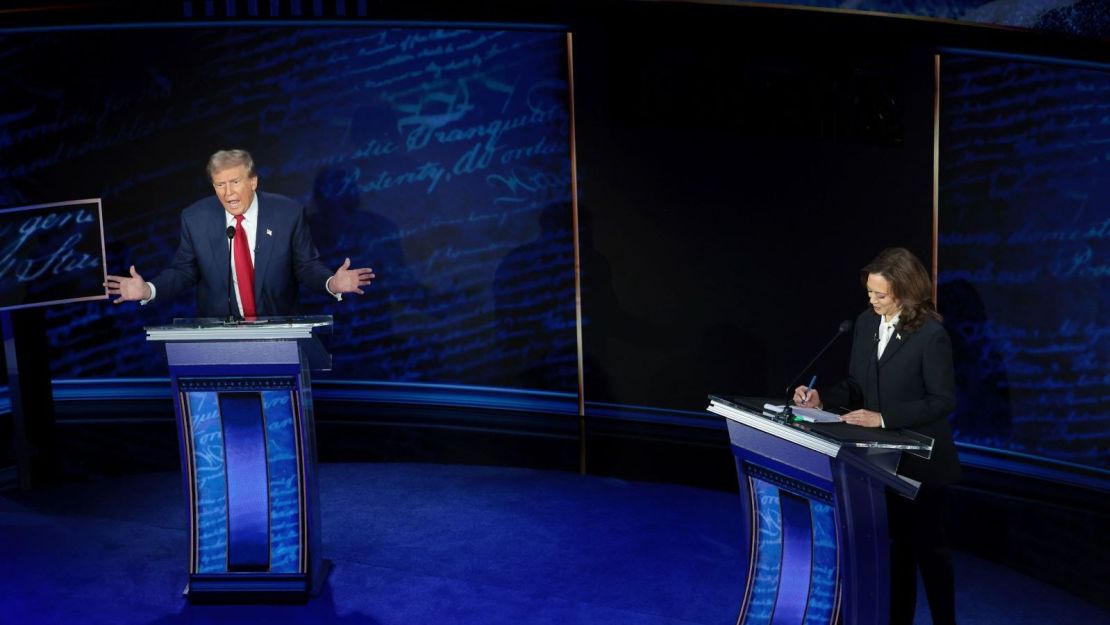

{"left": 708, "top": 396, "right": 933, "bottom": 625}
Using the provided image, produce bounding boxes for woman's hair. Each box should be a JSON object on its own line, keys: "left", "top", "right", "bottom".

{"left": 860, "top": 247, "right": 941, "bottom": 332}
{"left": 206, "top": 149, "right": 256, "bottom": 181}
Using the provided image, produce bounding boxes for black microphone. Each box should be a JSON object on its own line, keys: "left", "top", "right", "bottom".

{"left": 783, "top": 319, "right": 853, "bottom": 402}
{"left": 226, "top": 225, "right": 237, "bottom": 323}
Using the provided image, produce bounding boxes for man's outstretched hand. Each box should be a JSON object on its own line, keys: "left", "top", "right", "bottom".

{"left": 104, "top": 265, "right": 151, "bottom": 303}
{"left": 329, "top": 258, "right": 375, "bottom": 295}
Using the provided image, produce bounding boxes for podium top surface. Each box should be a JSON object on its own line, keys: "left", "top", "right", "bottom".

{"left": 145, "top": 315, "right": 333, "bottom": 342}
{"left": 708, "top": 395, "right": 934, "bottom": 456}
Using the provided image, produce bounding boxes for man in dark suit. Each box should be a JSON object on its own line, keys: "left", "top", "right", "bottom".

{"left": 794, "top": 247, "right": 960, "bottom": 625}
{"left": 105, "top": 149, "right": 374, "bottom": 316}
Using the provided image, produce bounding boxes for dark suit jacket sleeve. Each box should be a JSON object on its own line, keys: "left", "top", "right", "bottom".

{"left": 290, "top": 204, "right": 334, "bottom": 293}
{"left": 880, "top": 325, "right": 957, "bottom": 430}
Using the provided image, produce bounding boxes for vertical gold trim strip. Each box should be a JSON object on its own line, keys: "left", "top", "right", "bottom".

{"left": 932, "top": 53, "right": 941, "bottom": 305}
{"left": 736, "top": 476, "right": 758, "bottom": 625}
{"left": 566, "top": 31, "right": 586, "bottom": 475}
{"left": 292, "top": 390, "right": 307, "bottom": 575}
{"left": 179, "top": 391, "right": 199, "bottom": 574}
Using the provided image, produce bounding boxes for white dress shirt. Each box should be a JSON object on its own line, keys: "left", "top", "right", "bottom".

{"left": 877, "top": 313, "right": 900, "bottom": 359}
{"left": 875, "top": 312, "right": 899, "bottom": 428}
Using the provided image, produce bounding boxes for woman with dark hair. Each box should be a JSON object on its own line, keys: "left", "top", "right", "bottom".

{"left": 793, "top": 247, "right": 960, "bottom": 625}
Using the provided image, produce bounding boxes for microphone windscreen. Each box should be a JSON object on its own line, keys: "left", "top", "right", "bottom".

{"left": 838, "top": 319, "right": 853, "bottom": 334}
{"left": 226, "top": 226, "right": 236, "bottom": 240}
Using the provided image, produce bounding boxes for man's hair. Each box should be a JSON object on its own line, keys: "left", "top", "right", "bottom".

{"left": 860, "top": 247, "right": 941, "bottom": 332}
{"left": 207, "top": 149, "right": 256, "bottom": 181}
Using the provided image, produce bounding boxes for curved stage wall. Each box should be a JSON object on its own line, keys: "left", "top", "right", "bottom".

{"left": 0, "top": 5, "right": 1107, "bottom": 607}
{"left": 0, "top": 8, "right": 1105, "bottom": 483}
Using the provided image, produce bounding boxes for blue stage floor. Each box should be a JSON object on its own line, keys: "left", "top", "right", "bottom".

{"left": 0, "top": 463, "right": 1105, "bottom": 625}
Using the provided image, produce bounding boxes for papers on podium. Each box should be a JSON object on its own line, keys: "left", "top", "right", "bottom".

{"left": 763, "top": 403, "right": 843, "bottom": 423}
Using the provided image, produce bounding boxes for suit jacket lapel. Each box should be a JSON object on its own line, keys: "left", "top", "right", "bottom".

{"left": 878, "top": 322, "right": 907, "bottom": 367}
{"left": 253, "top": 195, "right": 275, "bottom": 303}
{"left": 207, "top": 203, "right": 231, "bottom": 296}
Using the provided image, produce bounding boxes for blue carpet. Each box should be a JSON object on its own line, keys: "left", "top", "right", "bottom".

{"left": 0, "top": 463, "right": 1105, "bottom": 624}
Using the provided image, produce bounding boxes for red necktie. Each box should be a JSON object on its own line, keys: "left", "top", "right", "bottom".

{"left": 233, "top": 214, "right": 256, "bottom": 318}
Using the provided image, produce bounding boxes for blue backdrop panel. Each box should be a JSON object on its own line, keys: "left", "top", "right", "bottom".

{"left": 938, "top": 53, "right": 1109, "bottom": 470}
{"left": 0, "top": 25, "right": 574, "bottom": 392}
{"left": 747, "top": 0, "right": 1105, "bottom": 39}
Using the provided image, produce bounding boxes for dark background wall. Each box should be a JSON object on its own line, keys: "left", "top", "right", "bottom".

{"left": 572, "top": 5, "right": 937, "bottom": 413}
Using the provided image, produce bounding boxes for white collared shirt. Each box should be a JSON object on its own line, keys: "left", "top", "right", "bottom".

{"left": 875, "top": 312, "right": 900, "bottom": 428}
{"left": 877, "top": 313, "right": 900, "bottom": 359}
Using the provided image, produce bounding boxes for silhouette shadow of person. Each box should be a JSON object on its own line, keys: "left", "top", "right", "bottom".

{"left": 492, "top": 200, "right": 579, "bottom": 393}
{"left": 308, "top": 166, "right": 435, "bottom": 381}
{"left": 938, "top": 278, "right": 1012, "bottom": 444}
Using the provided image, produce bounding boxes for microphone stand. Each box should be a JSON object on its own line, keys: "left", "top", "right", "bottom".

{"left": 225, "top": 225, "right": 237, "bottom": 324}
{"left": 781, "top": 320, "right": 853, "bottom": 421}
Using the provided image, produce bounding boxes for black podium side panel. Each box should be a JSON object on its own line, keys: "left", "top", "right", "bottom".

{"left": 2, "top": 309, "right": 57, "bottom": 488}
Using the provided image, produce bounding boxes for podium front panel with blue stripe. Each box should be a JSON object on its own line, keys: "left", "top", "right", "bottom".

{"left": 708, "top": 397, "right": 930, "bottom": 625}
{"left": 148, "top": 317, "right": 332, "bottom": 602}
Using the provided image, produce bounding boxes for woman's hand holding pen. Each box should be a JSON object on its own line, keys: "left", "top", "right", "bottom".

{"left": 792, "top": 385, "right": 822, "bottom": 408}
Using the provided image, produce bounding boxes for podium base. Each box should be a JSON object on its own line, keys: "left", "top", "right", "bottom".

{"left": 182, "top": 559, "right": 333, "bottom": 604}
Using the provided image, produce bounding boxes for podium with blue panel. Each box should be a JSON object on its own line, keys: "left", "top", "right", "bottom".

{"left": 147, "top": 317, "right": 334, "bottom": 602}
{"left": 707, "top": 396, "right": 932, "bottom": 625}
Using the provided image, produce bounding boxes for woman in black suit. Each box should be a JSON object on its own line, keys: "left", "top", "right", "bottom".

{"left": 793, "top": 247, "right": 960, "bottom": 625}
